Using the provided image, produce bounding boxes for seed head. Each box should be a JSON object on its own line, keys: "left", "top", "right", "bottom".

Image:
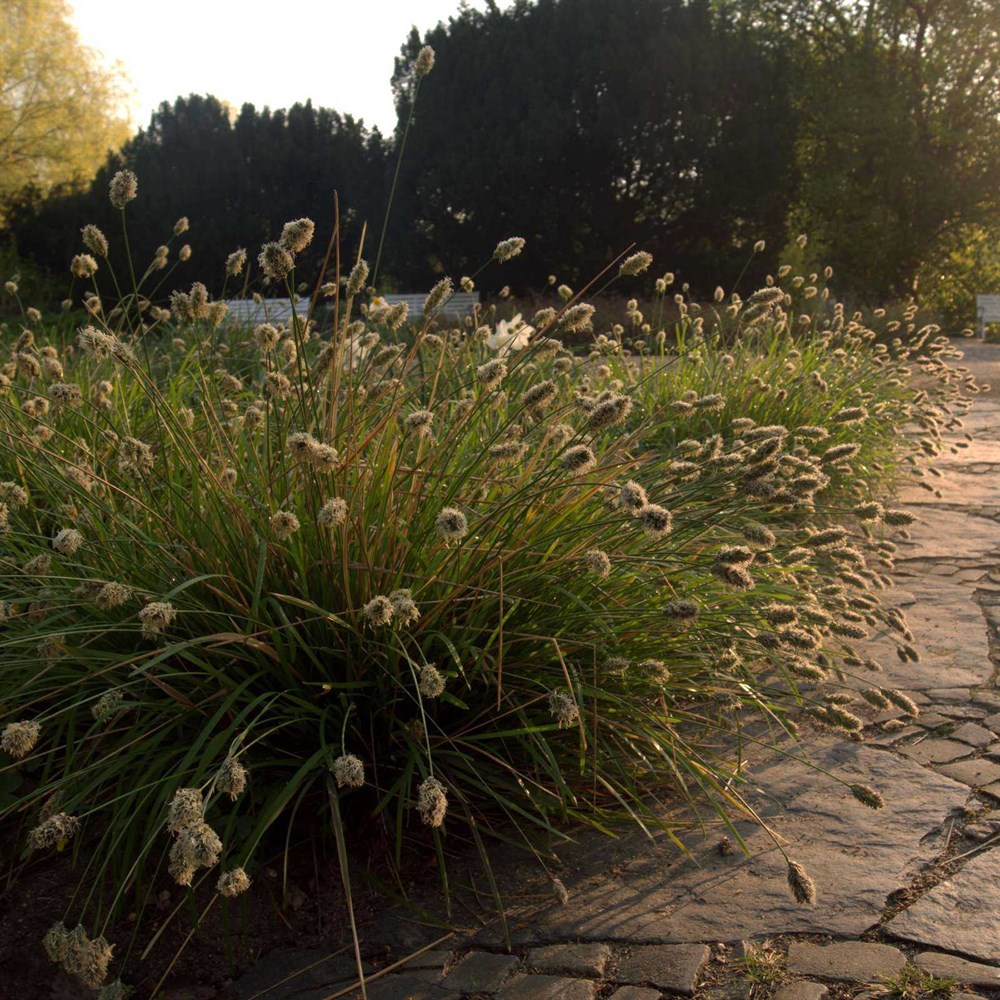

{"left": 559, "top": 303, "right": 596, "bottom": 333}
{"left": 346, "top": 259, "right": 369, "bottom": 297}
{"left": 167, "top": 787, "right": 203, "bottom": 834}
{"left": 117, "top": 436, "right": 154, "bottom": 477}
{"left": 263, "top": 371, "right": 292, "bottom": 399}
{"left": 389, "top": 588, "right": 420, "bottom": 626}
{"left": 787, "top": 859, "right": 816, "bottom": 905}
{"left": 560, "top": 444, "right": 597, "bottom": 474}
{"left": 81, "top": 224, "right": 109, "bottom": 257}
{"left": 415, "top": 45, "right": 435, "bottom": 77}
{"left": 332, "top": 753, "right": 366, "bottom": 789}
{"left": 637, "top": 503, "right": 672, "bottom": 537}
{"left": 318, "top": 497, "right": 348, "bottom": 527}
{"left": 169, "top": 821, "right": 222, "bottom": 885}
{"left": 404, "top": 409, "right": 434, "bottom": 436}
{"left": 583, "top": 548, "right": 611, "bottom": 578}
{"left": 587, "top": 393, "right": 633, "bottom": 431}
{"left": 821, "top": 442, "right": 861, "bottom": 464}
{"left": 23, "top": 553, "right": 52, "bottom": 575}
{"left": 477, "top": 357, "right": 507, "bottom": 389}
{"left": 226, "top": 248, "right": 247, "bottom": 276}
{"left": 52, "top": 528, "right": 83, "bottom": 556}
{"left": 548, "top": 688, "right": 580, "bottom": 728}
{"left": 138, "top": 600, "right": 176, "bottom": 639}
{"left": 279, "top": 218, "right": 315, "bottom": 254}
{"left": 56, "top": 924, "right": 115, "bottom": 989}
{"left": 418, "top": 664, "right": 446, "bottom": 698}
{"left": 270, "top": 510, "right": 300, "bottom": 541}
{"left": 853, "top": 501, "right": 884, "bottom": 522}
{"left": 416, "top": 776, "right": 448, "bottom": 827}
{"left": 664, "top": 599, "right": 699, "bottom": 621}
{"left": 522, "top": 379, "right": 558, "bottom": 410}
{"left": 552, "top": 878, "right": 570, "bottom": 905}
{"left": 218, "top": 756, "right": 248, "bottom": 799}
{"left": 2, "top": 720, "right": 41, "bottom": 759}
{"left": 28, "top": 812, "right": 79, "bottom": 850}
{"left": 435, "top": 506, "right": 468, "bottom": 542}
{"left": 95, "top": 582, "right": 131, "bottom": 610}
{"left": 693, "top": 393, "right": 726, "bottom": 411}
{"left": 363, "top": 595, "right": 394, "bottom": 627}
{"left": 92, "top": 689, "right": 125, "bottom": 722}
{"left": 424, "top": 276, "right": 453, "bottom": 315}
{"left": 619, "top": 480, "right": 648, "bottom": 513}
{"left": 258, "top": 242, "right": 295, "bottom": 282}
{"left": 882, "top": 688, "right": 920, "bottom": 716}
{"left": 741, "top": 522, "right": 776, "bottom": 549}
{"left": 716, "top": 545, "right": 754, "bottom": 565}
{"left": 109, "top": 169, "right": 138, "bottom": 209}
{"left": 217, "top": 867, "right": 251, "bottom": 898}
{"left": 883, "top": 509, "right": 916, "bottom": 527}
{"left": 253, "top": 323, "right": 280, "bottom": 351}
{"left": 849, "top": 783, "right": 885, "bottom": 810}
{"left": 618, "top": 251, "right": 653, "bottom": 277}
{"left": 71, "top": 254, "right": 98, "bottom": 278}
{"left": 493, "top": 237, "right": 525, "bottom": 263}
{"left": 0, "top": 482, "right": 29, "bottom": 508}
{"left": 712, "top": 563, "right": 755, "bottom": 590}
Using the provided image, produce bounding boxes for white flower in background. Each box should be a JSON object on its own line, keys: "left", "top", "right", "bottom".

{"left": 486, "top": 314, "right": 534, "bottom": 355}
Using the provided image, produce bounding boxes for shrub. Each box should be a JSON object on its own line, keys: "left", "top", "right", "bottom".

{"left": 0, "top": 184, "right": 974, "bottom": 992}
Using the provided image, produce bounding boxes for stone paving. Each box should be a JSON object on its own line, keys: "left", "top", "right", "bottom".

{"left": 238, "top": 341, "right": 999, "bottom": 1000}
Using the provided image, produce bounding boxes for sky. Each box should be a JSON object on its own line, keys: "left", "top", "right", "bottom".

{"left": 67, "top": 0, "right": 509, "bottom": 135}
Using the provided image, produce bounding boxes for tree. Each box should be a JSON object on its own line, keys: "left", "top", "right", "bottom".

{"left": 386, "top": 0, "right": 800, "bottom": 295}
{"left": 734, "top": 0, "right": 1000, "bottom": 300}
{"left": 4, "top": 94, "right": 388, "bottom": 298}
{"left": 0, "top": 0, "right": 131, "bottom": 215}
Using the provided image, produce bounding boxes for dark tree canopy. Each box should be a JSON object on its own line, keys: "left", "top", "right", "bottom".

{"left": 5, "top": 95, "right": 388, "bottom": 296}
{"left": 3, "top": 0, "right": 997, "bottom": 311}
{"left": 384, "top": 0, "right": 800, "bottom": 293}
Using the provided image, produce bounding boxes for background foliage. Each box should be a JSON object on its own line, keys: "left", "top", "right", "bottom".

{"left": 1, "top": 0, "right": 998, "bottom": 316}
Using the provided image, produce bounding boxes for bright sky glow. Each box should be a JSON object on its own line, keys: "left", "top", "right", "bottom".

{"left": 67, "top": 0, "right": 508, "bottom": 135}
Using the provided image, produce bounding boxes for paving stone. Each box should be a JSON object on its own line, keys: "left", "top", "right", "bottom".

{"left": 488, "top": 742, "right": 969, "bottom": 945}
{"left": 914, "top": 952, "right": 1000, "bottom": 988}
{"left": 951, "top": 723, "right": 997, "bottom": 748}
{"left": 982, "top": 712, "right": 1000, "bottom": 733}
{"left": 914, "top": 713, "right": 953, "bottom": 730}
{"left": 441, "top": 951, "right": 521, "bottom": 993}
{"left": 786, "top": 941, "right": 906, "bottom": 983}
{"left": 615, "top": 944, "right": 710, "bottom": 995}
{"left": 867, "top": 726, "right": 923, "bottom": 747}
{"left": 963, "top": 820, "right": 1000, "bottom": 842}
{"left": 530, "top": 943, "right": 611, "bottom": 978}
{"left": 936, "top": 757, "right": 1000, "bottom": 787}
{"left": 772, "top": 983, "right": 829, "bottom": 1000}
{"left": 939, "top": 705, "right": 989, "bottom": 721}
{"left": 897, "top": 738, "right": 972, "bottom": 765}
{"left": 926, "top": 687, "right": 976, "bottom": 702}
{"left": 500, "top": 973, "right": 596, "bottom": 999}
{"left": 396, "top": 949, "right": 454, "bottom": 971}
{"left": 884, "top": 850, "right": 1000, "bottom": 962}
{"left": 981, "top": 782, "right": 1000, "bottom": 801}
{"left": 608, "top": 988, "right": 663, "bottom": 1000}
{"left": 971, "top": 691, "right": 1000, "bottom": 711}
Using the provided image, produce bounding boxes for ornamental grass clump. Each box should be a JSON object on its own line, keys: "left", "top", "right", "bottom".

{"left": 0, "top": 160, "right": 975, "bottom": 989}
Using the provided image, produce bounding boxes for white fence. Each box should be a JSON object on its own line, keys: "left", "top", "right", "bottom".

{"left": 976, "top": 294, "right": 1000, "bottom": 339}
{"left": 220, "top": 291, "right": 481, "bottom": 327}
{"left": 222, "top": 298, "right": 311, "bottom": 326}
{"left": 378, "top": 292, "right": 480, "bottom": 318}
